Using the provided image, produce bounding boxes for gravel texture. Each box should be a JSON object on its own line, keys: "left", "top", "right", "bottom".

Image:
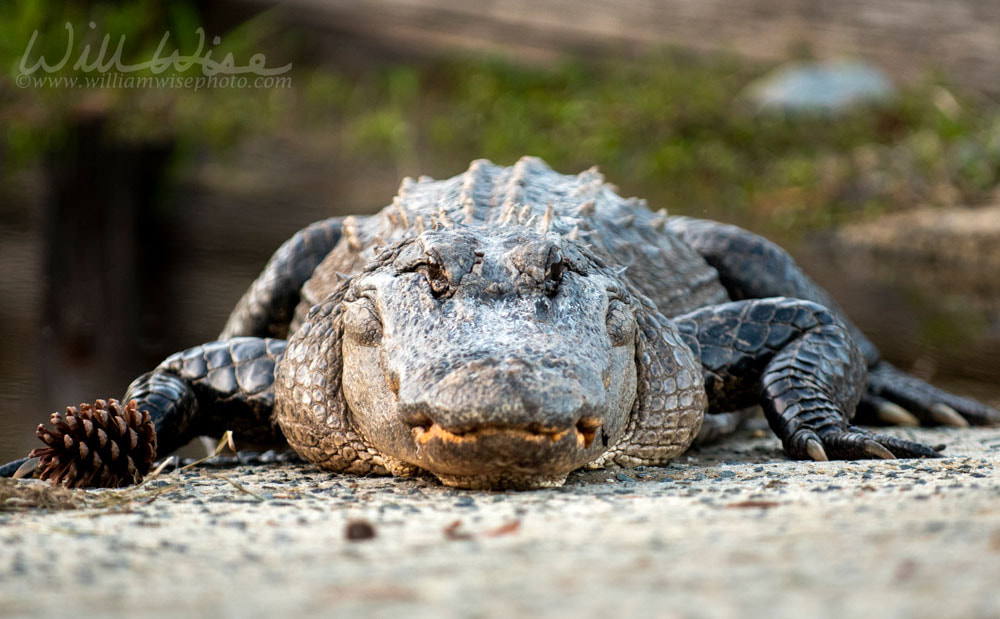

{"left": 2, "top": 426, "right": 999, "bottom": 619}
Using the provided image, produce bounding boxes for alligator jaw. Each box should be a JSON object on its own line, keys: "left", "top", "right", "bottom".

{"left": 404, "top": 420, "right": 605, "bottom": 488}
{"left": 412, "top": 419, "right": 601, "bottom": 449}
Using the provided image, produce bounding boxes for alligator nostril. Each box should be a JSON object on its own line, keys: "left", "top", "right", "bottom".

{"left": 575, "top": 417, "right": 602, "bottom": 449}
{"left": 385, "top": 371, "right": 400, "bottom": 396}
{"left": 406, "top": 412, "right": 433, "bottom": 431}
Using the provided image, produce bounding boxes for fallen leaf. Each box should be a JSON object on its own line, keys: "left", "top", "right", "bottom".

{"left": 444, "top": 520, "right": 473, "bottom": 540}
{"left": 725, "top": 500, "right": 780, "bottom": 509}
{"left": 484, "top": 520, "right": 521, "bottom": 537}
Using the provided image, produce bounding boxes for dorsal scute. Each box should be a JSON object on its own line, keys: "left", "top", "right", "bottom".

{"left": 314, "top": 156, "right": 727, "bottom": 321}
{"left": 383, "top": 156, "right": 657, "bottom": 240}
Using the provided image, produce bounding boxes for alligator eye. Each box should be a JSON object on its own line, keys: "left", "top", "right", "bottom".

{"left": 342, "top": 297, "right": 383, "bottom": 346}
{"left": 606, "top": 298, "right": 635, "bottom": 347}
{"left": 546, "top": 253, "right": 564, "bottom": 282}
{"left": 418, "top": 253, "right": 450, "bottom": 298}
{"left": 543, "top": 248, "right": 564, "bottom": 297}
{"left": 423, "top": 263, "right": 449, "bottom": 297}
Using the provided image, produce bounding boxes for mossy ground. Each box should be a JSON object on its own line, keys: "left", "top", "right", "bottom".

{"left": 310, "top": 54, "right": 1000, "bottom": 235}
{"left": 5, "top": 4, "right": 1000, "bottom": 239}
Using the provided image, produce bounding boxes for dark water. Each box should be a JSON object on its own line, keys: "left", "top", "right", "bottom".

{"left": 2, "top": 159, "right": 998, "bottom": 466}
{"left": 799, "top": 244, "right": 1000, "bottom": 427}
{"left": 800, "top": 246, "right": 1000, "bottom": 388}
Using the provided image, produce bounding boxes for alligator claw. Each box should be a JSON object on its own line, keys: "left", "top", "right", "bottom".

{"left": 866, "top": 362, "right": 1000, "bottom": 427}
{"left": 876, "top": 401, "right": 920, "bottom": 427}
{"left": 805, "top": 438, "right": 828, "bottom": 462}
{"left": 855, "top": 394, "right": 921, "bottom": 427}
{"left": 790, "top": 425, "right": 943, "bottom": 461}
{"left": 12, "top": 457, "right": 39, "bottom": 479}
{"left": 862, "top": 440, "right": 895, "bottom": 460}
{"left": 929, "top": 403, "right": 970, "bottom": 428}
{"left": 853, "top": 428, "right": 944, "bottom": 460}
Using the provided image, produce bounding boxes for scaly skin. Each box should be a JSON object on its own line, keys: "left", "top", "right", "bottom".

{"left": 667, "top": 216, "right": 1000, "bottom": 428}
{"left": 5, "top": 157, "right": 998, "bottom": 489}
{"left": 124, "top": 338, "right": 289, "bottom": 455}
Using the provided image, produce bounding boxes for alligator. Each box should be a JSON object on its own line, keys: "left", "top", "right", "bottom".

{"left": 4, "top": 157, "right": 998, "bottom": 489}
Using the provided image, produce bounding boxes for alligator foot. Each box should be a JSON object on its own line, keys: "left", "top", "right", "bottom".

{"left": 787, "top": 424, "right": 944, "bottom": 461}
{"left": 861, "top": 362, "right": 1000, "bottom": 427}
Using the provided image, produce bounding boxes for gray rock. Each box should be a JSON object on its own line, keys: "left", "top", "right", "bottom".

{"left": 746, "top": 60, "right": 895, "bottom": 113}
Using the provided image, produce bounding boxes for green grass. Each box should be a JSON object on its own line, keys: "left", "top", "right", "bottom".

{"left": 312, "top": 53, "right": 1000, "bottom": 233}
{"left": 5, "top": 2, "right": 1000, "bottom": 234}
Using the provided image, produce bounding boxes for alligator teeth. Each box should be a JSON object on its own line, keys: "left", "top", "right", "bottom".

{"left": 414, "top": 423, "right": 577, "bottom": 445}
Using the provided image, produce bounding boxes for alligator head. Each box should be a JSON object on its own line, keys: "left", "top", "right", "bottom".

{"left": 276, "top": 226, "right": 706, "bottom": 489}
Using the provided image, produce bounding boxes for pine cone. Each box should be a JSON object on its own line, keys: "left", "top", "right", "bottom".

{"left": 30, "top": 399, "right": 157, "bottom": 488}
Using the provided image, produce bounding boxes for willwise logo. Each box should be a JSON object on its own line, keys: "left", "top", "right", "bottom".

{"left": 16, "top": 21, "right": 293, "bottom": 90}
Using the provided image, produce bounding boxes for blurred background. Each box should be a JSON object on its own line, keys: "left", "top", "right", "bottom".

{"left": 2, "top": 0, "right": 999, "bottom": 462}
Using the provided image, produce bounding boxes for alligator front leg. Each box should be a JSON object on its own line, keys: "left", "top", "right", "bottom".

{"left": 668, "top": 216, "right": 1000, "bottom": 427}
{"left": 675, "top": 297, "right": 942, "bottom": 460}
{"left": 0, "top": 337, "right": 287, "bottom": 482}
{"left": 124, "top": 337, "right": 287, "bottom": 458}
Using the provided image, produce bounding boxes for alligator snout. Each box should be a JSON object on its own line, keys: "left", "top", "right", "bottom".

{"left": 389, "top": 355, "right": 613, "bottom": 486}
{"left": 399, "top": 355, "right": 602, "bottom": 434}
